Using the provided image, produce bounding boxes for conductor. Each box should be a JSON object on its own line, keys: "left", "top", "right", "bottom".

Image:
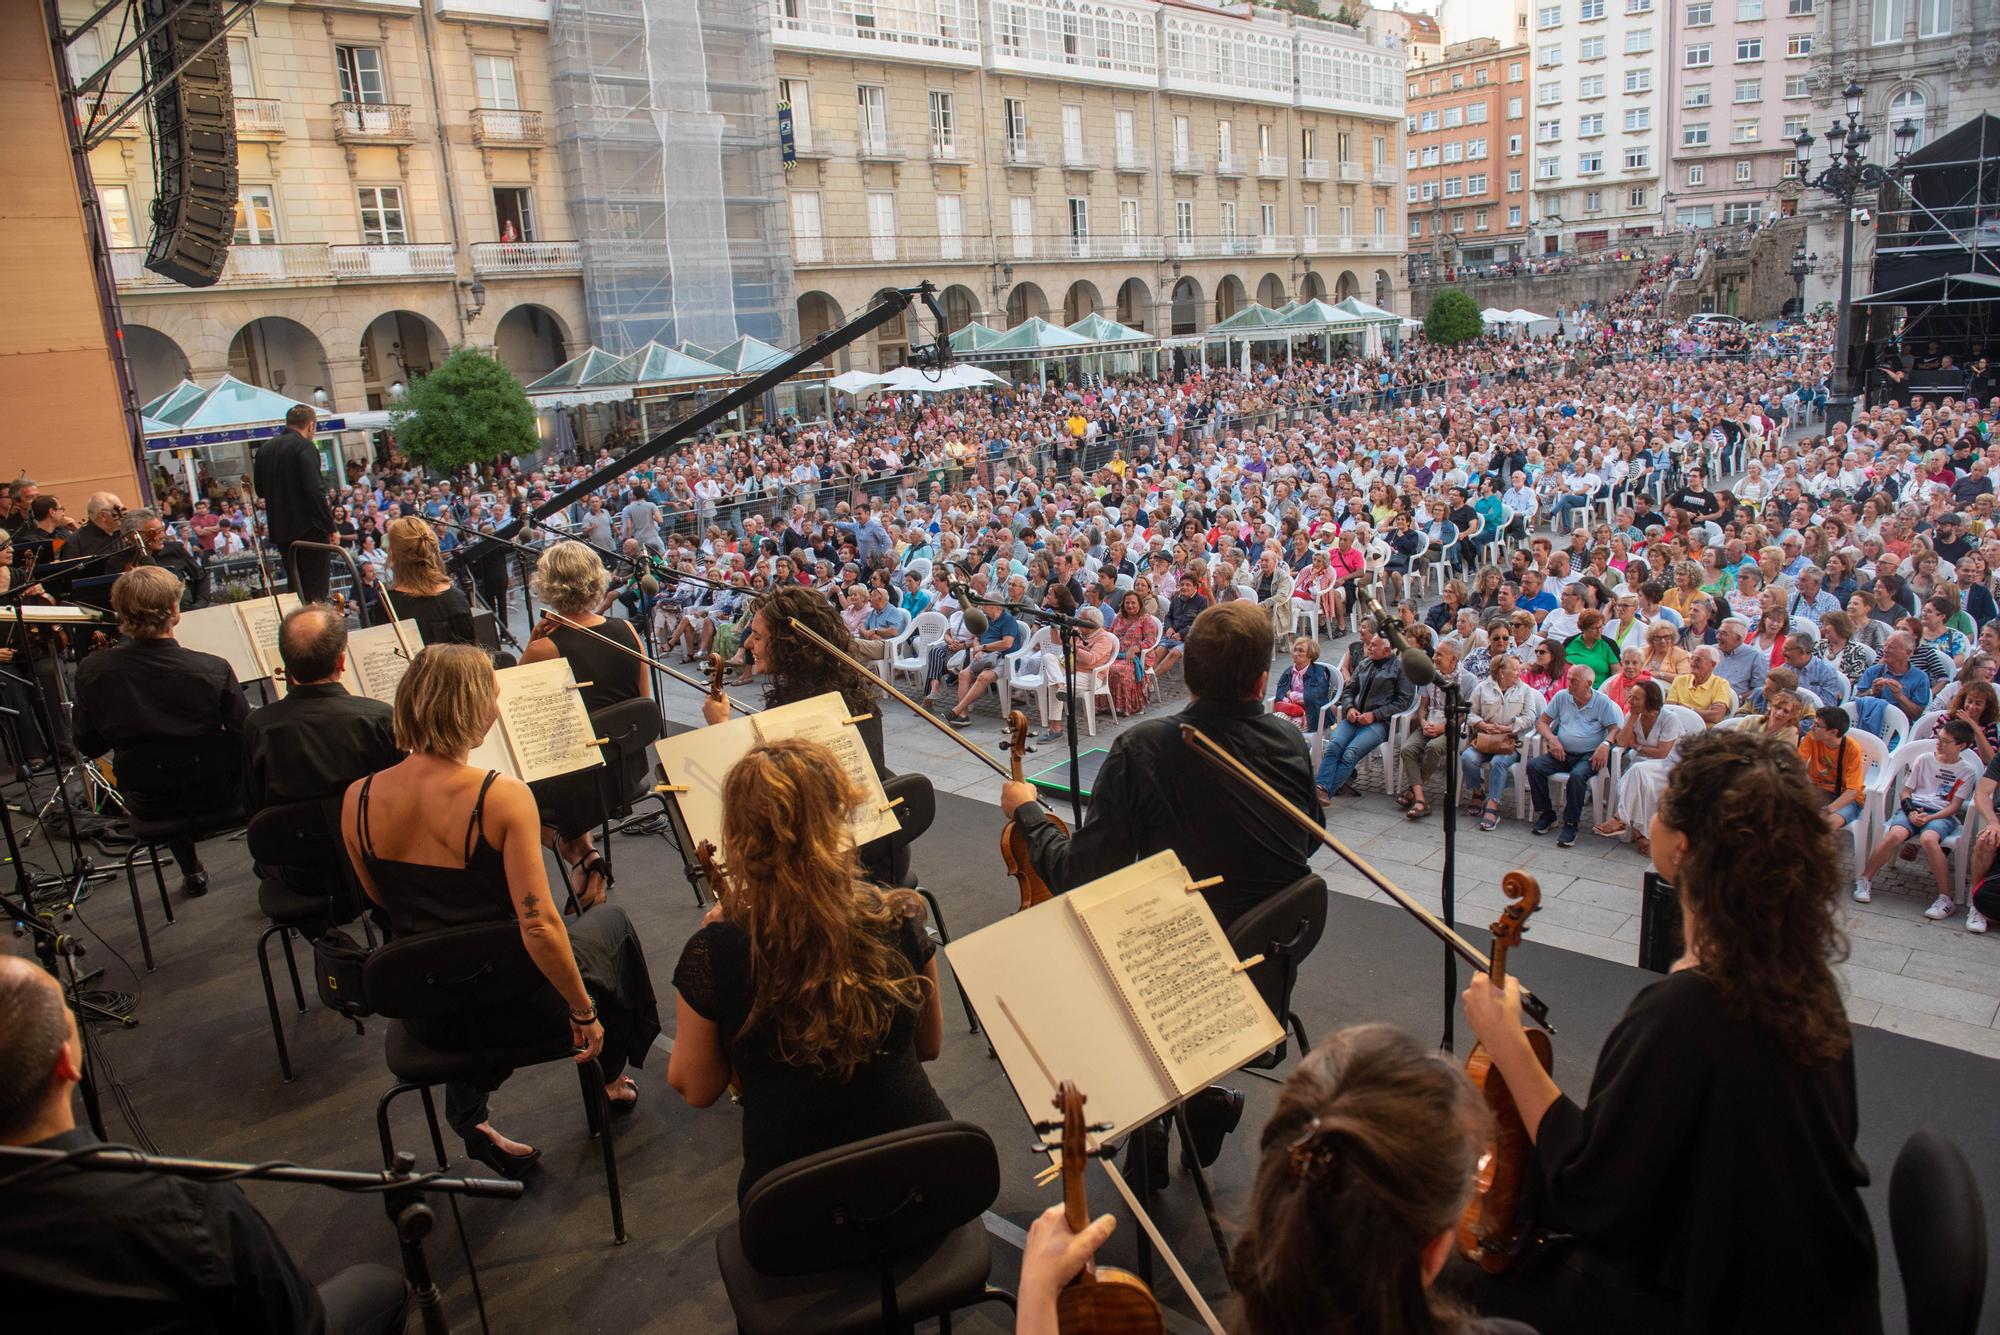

{"left": 252, "top": 405, "right": 336, "bottom": 602}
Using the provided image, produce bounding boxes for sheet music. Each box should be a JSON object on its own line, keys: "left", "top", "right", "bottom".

{"left": 751, "top": 694, "right": 901, "bottom": 847}
{"left": 652, "top": 713, "right": 759, "bottom": 852}
{"left": 492, "top": 658, "right": 602, "bottom": 782}
{"left": 170, "top": 604, "right": 261, "bottom": 683}
{"left": 1068, "top": 854, "right": 1284, "bottom": 1097}
{"left": 348, "top": 620, "right": 418, "bottom": 704}
{"left": 234, "top": 594, "right": 301, "bottom": 685}
{"left": 465, "top": 725, "right": 520, "bottom": 781}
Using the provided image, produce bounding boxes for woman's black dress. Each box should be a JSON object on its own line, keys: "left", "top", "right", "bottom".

{"left": 1455, "top": 968, "right": 1881, "bottom": 1335}
{"left": 356, "top": 769, "right": 661, "bottom": 1137}
{"left": 532, "top": 619, "right": 647, "bottom": 841}
{"left": 672, "top": 903, "right": 949, "bottom": 1201}
{"left": 386, "top": 585, "right": 477, "bottom": 647}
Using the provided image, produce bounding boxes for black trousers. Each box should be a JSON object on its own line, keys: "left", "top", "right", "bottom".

{"left": 285, "top": 541, "right": 331, "bottom": 604}
{"left": 318, "top": 1262, "right": 410, "bottom": 1335}
{"left": 1444, "top": 1240, "right": 1678, "bottom": 1335}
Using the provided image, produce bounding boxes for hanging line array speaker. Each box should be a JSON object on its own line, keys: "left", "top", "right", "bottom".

{"left": 141, "top": 0, "right": 238, "bottom": 287}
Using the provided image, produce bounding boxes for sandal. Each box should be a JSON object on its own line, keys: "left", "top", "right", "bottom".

{"left": 1395, "top": 791, "right": 1417, "bottom": 809}
{"left": 1406, "top": 798, "right": 1431, "bottom": 820}
{"left": 605, "top": 1075, "right": 640, "bottom": 1115}
{"left": 1593, "top": 818, "right": 1627, "bottom": 838}
{"left": 1479, "top": 801, "right": 1502, "bottom": 832}
{"left": 571, "top": 852, "right": 610, "bottom": 911}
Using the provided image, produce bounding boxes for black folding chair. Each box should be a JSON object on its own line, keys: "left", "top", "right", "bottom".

{"left": 1225, "top": 874, "right": 1328, "bottom": 1071}
{"left": 362, "top": 921, "right": 626, "bottom": 1243}
{"left": 877, "top": 773, "right": 977, "bottom": 1034}
{"left": 111, "top": 733, "right": 246, "bottom": 971}
{"left": 1891, "top": 1129, "right": 1987, "bottom": 1335}
{"left": 715, "top": 1121, "right": 1013, "bottom": 1334}
{"left": 589, "top": 696, "right": 668, "bottom": 886}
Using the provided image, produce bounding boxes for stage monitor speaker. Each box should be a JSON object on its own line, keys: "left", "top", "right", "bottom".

{"left": 1637, "top": 870, "right": 1683, "bottom": 975}
{"left": 140, "top": 0, "right": 238, "bottom": 288}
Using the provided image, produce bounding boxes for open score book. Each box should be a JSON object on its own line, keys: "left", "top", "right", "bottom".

{"left": 945, "top": 849, "right": 1284, "bottom": 1143}
{"left": 173, "top": 595, "right": 418, "bottom": 705}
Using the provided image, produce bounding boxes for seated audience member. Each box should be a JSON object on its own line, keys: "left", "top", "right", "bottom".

{"left": 1667, "top": 645, "right": 1732, "bottom": 725}
{"left": 0, "top": 954, "right": 410, "bottom": 1332}
{"left": 1016, "top": 1024, "right": 1534, "bottom": 1335}
{"left": 1854, "top": 718, "right": 1982, "bottom": 916}
{"left": 1760, "top": 633, "right": 1846, "bottom": 710}
{"left": 1738, "top": 688, "right": 1805, "bottom": 748}
{"left": 1563, "top": 609, "right": 1619, "bottom": 685}
{"left": 522, "top": 541, "right": 652, "bottom": 909}
{"left": 1272, "top": 635, "right": 1334, "bottom": 731}
{"left": 74, "top": 566, "right": 247, "bottom": 898}
{"left": 1316, "top": 628, "right": 1414, "bottom": 803}
{"left": 385, "top": 516, "right": 477, "bottom": 646}
{"left": 1712, "top": 617, "right": 1768, "bottom": 702}
{"left": 1039, "top": 606, "right": 1119, "bottom": 741}
{"left": 1107, "top": 590, "right": 1161, "bottom": 716}
{"left": 341, "top": 645, "right": 660, "bottom": 1178}
{"left": 243, "top": 605, "right": 403, "bottom": 922}
{"left": 1462, "top": 653, "right": 1540, "bottom": 832}
{"left": 1521, "top": 638, "right": 1568, "bottom": 699}
{"left": 1799, "top": 705, "right": 1867, "bottom": 829}
{"left": 1854, "top": 631, "right": 1932, "bottom": 730}
{"left": 1526, "top": 664, "right": 1623, "bottom": 848}
{"left": 1594, "top": 678, "right": 1695, "bottom": 854}
{"left": 946, "top": 599, "right": 1021, "bottom": 725}
{"left": 1398, "top": 642, "right": 1462, "bottom": 820}
{"left": 668, "top": 739, "right": 947, "bottom": 1200}
{"left": 1640, "top": 619, "right": 1691, "bottom": 679}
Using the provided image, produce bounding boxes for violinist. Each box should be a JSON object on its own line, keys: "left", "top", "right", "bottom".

{"left": 1457, "top": 728, "right": 1880, "bottom": 1334}
{"left": 1019, "top": 1024, "right": 1535, "bottom": 1335}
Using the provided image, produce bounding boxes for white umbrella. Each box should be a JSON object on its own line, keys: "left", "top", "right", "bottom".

{"left": 876, "top": 365, "right": 960, "bottom": 393}
{"left": 939, "top": 364, "right": 1010, "bottom": 390}
{"left": 829, "top": 370, "right": 887, "bottom": 395}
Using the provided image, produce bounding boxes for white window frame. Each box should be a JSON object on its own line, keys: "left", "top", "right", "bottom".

{"left": 357, "top": 185, "right": 407, "bottom": 244}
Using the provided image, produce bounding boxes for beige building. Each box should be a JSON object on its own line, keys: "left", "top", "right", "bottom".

{"left": 71, "top": 0, "right": 585, "bottom": 415}
{"left": 775, "top": 0, "right": 1410, "bottom": 372}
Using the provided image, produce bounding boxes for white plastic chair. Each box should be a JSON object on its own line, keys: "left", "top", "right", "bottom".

{"left": 890, "top": 610, "right": 948, "bottom": 690}
{"left": 904, "top": 556, "right": 933, "bottom": 585}
{"left": 1880, "top": 705, "right": 1912, "bottom": 753}
{"left": 1002, "top": 627, "right": 1057, "bottom": 723}
{"left": 875, "top": 614, "right": 925, "bottom": 684}
{"left": 1291, "top": 595, "right": 1321, "bottom": 641}
{"left": 1373, "top": 698, "right": 1426, "bottom": 795}
{"left": 1842, "top": 728, "right": 1893, "bottom": 872}
{"left": 1910, "top": 711, "right": 1945, "bottom": 744}
{"left": 1795, "top": 686, "right": 1824, "bottom": 712}
{"left": 1484, "top": 504, "right": 1517, "bottom": 562}
{"left": 1513, "top": 730, "right": 1613, "bottom": 826}
{"left": 1304, "top": 665, "right": 1347, "bottom": 769}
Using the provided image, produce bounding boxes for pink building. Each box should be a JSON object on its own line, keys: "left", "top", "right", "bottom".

{"left": 1664, "top": 0, "right": 1820, "bottom": 230}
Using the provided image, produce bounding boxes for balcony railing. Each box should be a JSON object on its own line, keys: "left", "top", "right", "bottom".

{"left": 928, "top": 135, "right": 970, "bottom": 162}
{"left": 1371, "top": 164, "right": 1399, "bottom": 184}
{"left": 234, "top": 98, "right": 286, "bottom": 136}
{"left": 470, "top": 241, "right": 580, "bottom": 275}
{"left": 1338, "top": 161, "right": 1365, "bottom": 182}
{"left": 1002, "top": 139, "right": 1046, "bottom": 168}
{"left": 1216, "top": 151, "right": 1247, "bottom": 177}
{"left": 110, "top": 243, "right": 339, "bottom": 290}
{"left": 1115, "top": 146, "right": 1148, "bottom": 171}
{"left": 472, "top": 107, "right": 545, "bottom": 145}
{"left": 791, "top": 234, "right": 995, "bottom": 266}
{"left": 1257, "top": 155, "right": 1287, "bottom": 179}
{"left": 1170, "top": 150, "right": 1207, "bottom": 175}
{"left": 1302, "top": 159, "right": 1329, "bottom": 181}
{"left": 1061, "top": 144, "right": 1102, "bottom": 170}
{"left": 332, "top": 101, "right": 416, "bottom": 142}
{"left": 329, "top": 244, "right": 457, "bottom": 278}
{"left": 857, "top": 132, "right": 919, "bottom": 162}
{"left": 1255, "top": 233, "right": 1293, "bottom": 254}
{"left": 1171, "top": 235, "right": 1258, "bottom": 259}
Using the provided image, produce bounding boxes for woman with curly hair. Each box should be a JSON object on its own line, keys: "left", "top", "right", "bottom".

{"left": 1459, "top": 729, "right": 1880, "bottom": 1335}
{"left": 666, "top": 739, "right": 946, "bottom": 1201}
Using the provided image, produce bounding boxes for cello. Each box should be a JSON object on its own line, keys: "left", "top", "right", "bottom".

{"left": 1458, "top": 870, "right": 1554, "bottom": 1273}
{"left": 1039, "top": 1080, "right": 1163, "bottom": 1335}
{"left": 1002, "top": 709, "right": 1064, "bottom": 909}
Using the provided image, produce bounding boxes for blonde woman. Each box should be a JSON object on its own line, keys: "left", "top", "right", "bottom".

{"left": 523, "top": 541, "right": 651, "bottom": 908}
{"left": 385, "top": 516, "right": 476, "bottom": 645}
{"left": 342, "top": 645, "right": 660, "bottom": 1177}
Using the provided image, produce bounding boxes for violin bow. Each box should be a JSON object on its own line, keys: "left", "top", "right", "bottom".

{"left": 1180, "top": 722, "right": 1553, "bottom": 1033}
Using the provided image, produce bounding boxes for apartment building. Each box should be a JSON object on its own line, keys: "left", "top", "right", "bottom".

{"left": 1661, "top": 0, "right": 1819, "bottom": 231}
{"left": 1525, "top": 0, "right": 1667, "bottom": 252}
{"left": 775, "top": 0, "right": 1409, "bottom": 371}
{"left": 72, "top": 0, "right": 585, "bottom": 413}
{"left": 1403, "top": 38, "right": 1533, "bottom": 271}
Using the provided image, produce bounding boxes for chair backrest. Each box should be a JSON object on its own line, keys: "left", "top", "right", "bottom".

{"left": 1911, "top": 711, "right": 1945, "bottom": 744}
{"left": 1847, "top": 727, "right": 1890, "bottom": 785}
{"left": 1890, "top": 1130, "right": 1988, "bottom": 1335}
{"left": 1662, "top": 703, "right": 1705, "bottom": 735}
{"left": 738, "top": 1120, "right": 999, "bottom": 1278}
{"left": 115, "top": 732, "right": 246, "bottom": 825}
{"left": 881, "top": 772, "right": 936, "bottom": 848}
{"left": 1796, "top": 686, "right": 1824, "bottom": 711}
{"left": 362, "top": 920, "right": 542, "bottom": 1022}
{"left": 1225, "top": 875, "right": 1328, "bottom": 1028}
{"left": 905, "top": 556, "right": 933, "bottom": 584}
{"left": 245, "top": 796, "right": 367, "bottom": 913}
{"left": 594, "top": 696, "right": 665, "bottom": 820}
{"left": 1882, "top": 705, "right": 1913, "bottom": 752}
{"left": 910, "top": 610, "right": 949, "bottom": 649}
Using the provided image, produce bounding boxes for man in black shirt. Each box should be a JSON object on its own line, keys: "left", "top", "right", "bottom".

{"left": 123, "top": 507, "right": 207, "bottom": 608}
{"left": 1666, "top": 467, "right": 1721, "bottom": 523}
{"left": 251, "top": 405, "right": 336, "bottom": 602}
{"left": 0, "top": 954, "right": 408, "bottom": 1333}
{"left": 75, "top": 567, "right": 249, "bottom": 898}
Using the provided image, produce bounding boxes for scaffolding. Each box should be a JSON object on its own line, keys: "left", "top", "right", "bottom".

{"left": 550, "top": 0, "right": 795, "bottom": 355}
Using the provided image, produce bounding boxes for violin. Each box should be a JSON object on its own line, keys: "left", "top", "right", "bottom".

{"left": 1042, "top": 1080, "right": 1163, "bottom": 1335}
{"left": 1002, "top": 709, "right": 1063, "bottom": 910}
{"left": 1458, "top": 870, "right": 1554, "bottom": 1274}
{"left": 15, "top": 547, "right": 67, "bottom": 656}
{"left": 706, "top": 651, "right": 728, "bottom": 713}
{"left": 692, "top": 837, "right": 744, "bottom": 1104}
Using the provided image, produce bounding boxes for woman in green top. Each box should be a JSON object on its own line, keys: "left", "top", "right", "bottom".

{"left": 1565, "top": 609, "right": 1621, "bottom": 686}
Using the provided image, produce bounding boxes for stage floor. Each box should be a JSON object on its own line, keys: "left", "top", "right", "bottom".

{"left": 34, "top": 784, "right": 2000, "bottom": 1333}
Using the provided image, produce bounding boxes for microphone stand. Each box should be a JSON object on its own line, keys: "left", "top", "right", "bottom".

{"left": 0, "top": 1143, "right": 522, "bottom": 1335}
{"left": 1357, "top": 587, "right": 1466, "bottom": 1053}
{"left": 953, "top": 580, "right": 1088, "bottom": 828}
{"left": 422, "top": 518, "right": 530, "bottom": 653}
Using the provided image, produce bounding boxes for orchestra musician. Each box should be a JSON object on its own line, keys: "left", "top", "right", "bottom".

{"left": 120, "top": 507, "right": 207, "bottom": 608}
{"left": 666, "top": 737, "right": 947, "bottom": 1201}
{"left": 384, "top": 516, "right": 476, "bottom": 646}
{"left": 1017, "top": 1024, "right": 1536, "bottom": 1335}
{"left": 998, "top": 601, "right": 1321, "bottom": 1180}
{"left": 65, "top": 494, "right": 127, "bottom": 564}
{"left": 1455, "top": 728, "right": 1881, "bottom": 1334}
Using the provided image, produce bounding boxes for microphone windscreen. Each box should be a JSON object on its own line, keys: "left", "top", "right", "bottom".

{"left": 640, "top": 575, "right": 661, "bottom": 598}
{"left": 1400, "top": 644, "right": 1440, "bottom": 686}
{"left": 962, "top": 604, "right": 990, "bottom": 635}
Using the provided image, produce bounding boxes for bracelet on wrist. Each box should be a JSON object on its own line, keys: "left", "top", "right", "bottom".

{"left": 570, "top": 1006, "right": 598, "bottom": 1023}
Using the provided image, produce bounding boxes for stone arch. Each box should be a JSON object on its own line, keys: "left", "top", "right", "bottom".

{"left": 1256, "top": 271, "right": 1287, "bottom": 309}
{"left": 1005, "top": 281, "right": 1050, "bottom": 326}
{"left": 797, "top": 290, "right": 849, "bottom": 370}
{"left": 125, "top": 324, "right": 191, "bottom": 401}
{"left": 227, "top": 316, "right": 332, "bottom": 400}
{"left": 938, "top": 283, "right": 981, "bottom": 333}
{"left": 1170, "top": 275, "right": 1205, "bottom": 335}
{"left": 1335, "top": 269, "right": 1362, "bottom": 301}
{"left": 357, "top": 310, "right": 450, "bottom": 408}
{"left": 1373, "top": 269, "right": 1395, "bottom": 311}
{"left": 1213, "top": 273, "right": 1247, "bottom": 323}
{"left": 1062, "top": 279, "right": 1102, "bottom": 325}
{"left": 491, "top": 303, "right": 570, "bottom": 382}
{"left": 1300, "top": 270, "right": 1328, "bottom": 301}
{"left": 1116, "top": 276, "right": 1153, "bottom": 332}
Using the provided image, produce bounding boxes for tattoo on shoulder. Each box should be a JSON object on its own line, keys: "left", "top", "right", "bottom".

{"left": 520, "top": 895, "right": 540, "bottom": 921}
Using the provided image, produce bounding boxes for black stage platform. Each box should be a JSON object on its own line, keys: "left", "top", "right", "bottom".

{"left": 25, "top": 787, "right": 2000, "bottom": 1333}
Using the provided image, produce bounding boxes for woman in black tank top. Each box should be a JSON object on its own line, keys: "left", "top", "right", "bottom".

{"left": 520, "top": 541, "right": 654, "bottom": 909}
{"left": 342, "top": 644, "right": 661, "bottom": 1179}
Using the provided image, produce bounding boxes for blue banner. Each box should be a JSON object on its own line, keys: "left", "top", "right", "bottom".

{"left": 778, "top": 100, "right": 796, "bottom": 170}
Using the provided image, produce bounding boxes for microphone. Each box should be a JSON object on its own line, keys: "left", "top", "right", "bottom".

{"left": 959, "top": 595, "right": 990, "bottom": 636}
{"left": 1355, "top": 585, "right": 1439, "bottom": 687}
{"left": 639, "top": 573, "right": 661, "bottom": 599}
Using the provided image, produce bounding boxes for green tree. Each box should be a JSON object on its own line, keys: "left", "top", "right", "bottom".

{"left": 1423, "top": 289, "right": 1484, "bottom": 347}
{"left": 389, "top": 346, "right": 538, "bottom": 476}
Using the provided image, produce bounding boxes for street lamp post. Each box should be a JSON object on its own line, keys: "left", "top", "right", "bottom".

{"left": 1793, "top": 80, "right": 1920, "bottom": 425}
{"left": 1788, "top": 241, "right": 1814, "bottom": 319}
